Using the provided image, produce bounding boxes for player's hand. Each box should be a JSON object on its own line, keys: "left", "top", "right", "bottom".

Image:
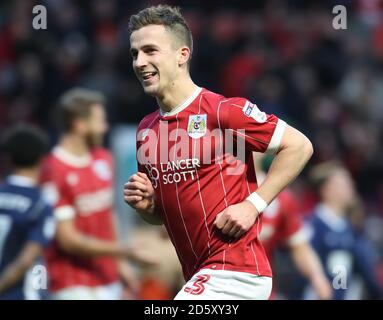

{"left": 312, "top": 274, "right": 333, "bottom": 300}
{"left": 214, "top": 200, "right": 259, "bottom": 238}
{"left": 124, "top": 172, "right": 155, "bottom": 213}
{"left": 121, "top": 244, "right": 159, "bottom": 268}
{"left": 118, "top": 260, "right": 140, "bottom": 298}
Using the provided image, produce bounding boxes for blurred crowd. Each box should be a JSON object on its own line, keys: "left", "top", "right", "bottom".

{"left": 0, "top": 0, "right": 383, "bottom": 299}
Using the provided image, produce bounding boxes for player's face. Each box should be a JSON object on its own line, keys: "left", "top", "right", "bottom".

{"left": 130, "top": 25, "right": 180, "bottom": 97}
{"left": 326, "top": 169, "right": 356, "bottom": 207}
{"left": 84, "top": 104, "right": 108, "bottom": 148}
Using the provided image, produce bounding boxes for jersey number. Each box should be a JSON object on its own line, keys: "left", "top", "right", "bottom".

{"left": 0, "top": 215, "right": 12, "bottom": 266}
{"left": 184, "top": 274, "right": 211, "bottom": 295}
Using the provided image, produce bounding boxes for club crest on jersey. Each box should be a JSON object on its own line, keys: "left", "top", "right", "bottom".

{"left": 187, "top": 114, "right": 207, "bottom": 138}
{"left": 242, "top": 101, "right": 267, "bottom": 123}
{"left": 92, "top": 160, "right": 112, "bottom": 181}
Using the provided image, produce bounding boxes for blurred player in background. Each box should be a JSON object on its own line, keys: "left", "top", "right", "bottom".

{"left": 302, "top": 162, "right": 383, "bottom": 300}
{"left": 41, "top": 88, "right": 154, "bottom": 300}
{"left": 124, "top": 5, "right": 313, "bottom": 299}
{"left": 0, "top": 125, "right": 54, "bottom": 300}
{"left": 254, "top": 153, "right": 331, "bottom": 300}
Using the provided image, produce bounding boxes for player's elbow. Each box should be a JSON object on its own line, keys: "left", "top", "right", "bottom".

{"left": 279, "top": 126, "right": 313, "bottom": 163}
{"left": 56, "top": 226, "right": 81, "bottom": 254}
{"left": 301, "top": 135, "right": 314, "bottom": 163}
{"left": 56, "top": 234, "right": 77, "bottom": 254}
{"left": 17, "top": 256, "right": 37, "bottom": 273}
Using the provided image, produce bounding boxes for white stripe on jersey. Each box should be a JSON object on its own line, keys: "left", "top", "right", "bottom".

{"left": 228, "top": 128, "right": 273, "bottom": 146}
{"left": 194, "top": 93, "right": 212, "bottom": 256}
{"left": 216, "top": 100, "right": 229, "bottom": 208}
{"left": 254, "top": 219, "right": 261, "bottom": 275}
{"left": 245, "top": 174, "right": 251, "bottom": 195}
{"left": 156, "top": 120, "right": 191, "bottom": 276}
{"left": 146, "top": 113, "right": 161, "bottom": 130}
{"left": 173, "top": 113, "right": 199, "bottom": 260}
{"left": 250, "top": 241, "right": 260, "bottom": 276}
{"left": 193, "top": 138, "right": 212, "bottom": 256}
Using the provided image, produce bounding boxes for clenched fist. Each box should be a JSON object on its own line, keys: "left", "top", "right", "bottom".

{"left": 124, "top": 172, "right": 155, "bottom": 212}
{"left": 214, "top": 200, "right": 259, "bottom": 238}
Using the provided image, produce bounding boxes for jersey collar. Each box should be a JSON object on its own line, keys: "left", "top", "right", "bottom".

{"left": 53, "top": 146, "right": 91, "bottom": 168}
{"left": 7, "top": 175, "right": 36, "bottom": 187}
{"left": 159, "top": 86, "right": 202, "bottom": 118}
{"left": 316, "top": 204, "right": 348, "bottom": 231}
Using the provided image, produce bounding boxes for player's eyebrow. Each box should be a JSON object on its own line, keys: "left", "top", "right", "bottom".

{"left": 130, "top": 44, "right": 160, "bottom": 54}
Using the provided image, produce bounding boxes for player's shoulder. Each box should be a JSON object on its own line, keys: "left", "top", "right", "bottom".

{"left": 40, "top": 148, "right": 73, "bottom": 183}
{"left": 41, "top": 150, "right": 65, "bottom": 175}
{"left": 200, "top": 88, "right": 248, "bottom": 109}
{"left": 92, "top": 147, "right": 112, "bottom": 161}
{"left": 42, "top": 149, "right": 63, "bottom": 168}
{"left": 137, "top": 110, "right": 160, "bottom": 131}
{"left": 0, "top": 180, "right": 41, "bottom": 206}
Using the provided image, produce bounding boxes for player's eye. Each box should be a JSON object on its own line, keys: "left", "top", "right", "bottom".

{"left": 145, "top": 48, "right": 157, "bottom": 55}
{"left": 131, "top": 51, "right": 138, "bottom": 59}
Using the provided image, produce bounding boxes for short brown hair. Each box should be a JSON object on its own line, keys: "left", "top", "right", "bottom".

{"left": 309, "top": 161, "right": 345, "bottom": 192}
{"left": 128, "top": 5, "right": 193, "bottom": 65}
{"left": 57, "top": 88, "right": 105, "bottom": 132}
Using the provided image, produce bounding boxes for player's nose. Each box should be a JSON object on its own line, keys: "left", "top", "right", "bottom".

{"left": 134, "top": 51, "right": 148, "bottom": 69}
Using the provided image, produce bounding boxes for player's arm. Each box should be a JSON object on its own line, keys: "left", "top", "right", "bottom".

{"left": 289, "top": 241, "right": 332, "bottom": 300}
{"left": 0, "top": 243, "right": 42, "bottom": 294}
{"left": 251, "top": 124, "right": 313, "bottom": 206}
{"left": 124, "top": 172, "right": 163, "bottom": 225}
{"left": 55, "top": 218, "right": 156, "bottom": 265}
{"left": 215, "top": 127, "right": 313, "bottom": 238}
{"left": 215, "top": 100, "right": 313, "bottom": 238}
{"left": 0, "top": 202, "right": 55, "bottom": 294}
{"left": 56, "top": 219, "right": 127, "bottom": 257}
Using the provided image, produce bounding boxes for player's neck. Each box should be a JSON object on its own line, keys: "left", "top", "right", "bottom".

{"left": 11, "top": 167, "right": 39, "bottom": 184}
{"left": 322, "top": 200, "right": 347, "bottom": 218}
{"left": 59, "top": 133, "right": 90, "bottom": 157}
{"left": 156, "top": 76, "right": 197, "bottom": 113}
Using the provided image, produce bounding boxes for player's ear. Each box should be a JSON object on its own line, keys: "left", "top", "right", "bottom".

{"left": 178, "top": 46, "right": 190, "bottom": 67}
{"left": 72, "top": 118, "right": 87, "bottom": 134}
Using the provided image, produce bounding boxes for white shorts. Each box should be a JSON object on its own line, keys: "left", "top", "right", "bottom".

{"left": 174, "top": 269, "right": 272, "bottom": 300}
{"left": 50, "top": 282, "right": 123, "bottom": 300}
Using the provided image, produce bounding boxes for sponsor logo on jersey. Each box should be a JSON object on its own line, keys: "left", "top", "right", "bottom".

{"left": 66, "top": 173, "right": 79, "bottom": 186}
{"left": 187, "top": 114, "right": 207, "bottom": 138}
{"left": 242, "top": 101, "right": 267, "bottom": 123}
{"left": 145, "top": 158, "right": 200, "bottom": 188}
{"left": 75, "top": 187, "right": 114, "bottom": 215}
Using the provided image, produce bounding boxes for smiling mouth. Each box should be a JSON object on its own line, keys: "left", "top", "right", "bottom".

{"left": 141, "top": 71, "right": 158, "bottom": 81}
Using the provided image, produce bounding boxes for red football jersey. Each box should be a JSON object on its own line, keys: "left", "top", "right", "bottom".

{"left": 136, "top": 87, "right": 287, "bottom": 280}
{"left": 41, "top": 147, "right": 119, "bottom": 292}
{"left": 259, "top": 189, "right": 307, "bottom": 260}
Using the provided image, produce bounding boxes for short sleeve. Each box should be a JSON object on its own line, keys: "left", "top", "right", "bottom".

{"left": 218, "top": 98, "right": 287, "bottom": 154}
{"left": 40, "top": 159, "right": 75, "bottom": 222}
